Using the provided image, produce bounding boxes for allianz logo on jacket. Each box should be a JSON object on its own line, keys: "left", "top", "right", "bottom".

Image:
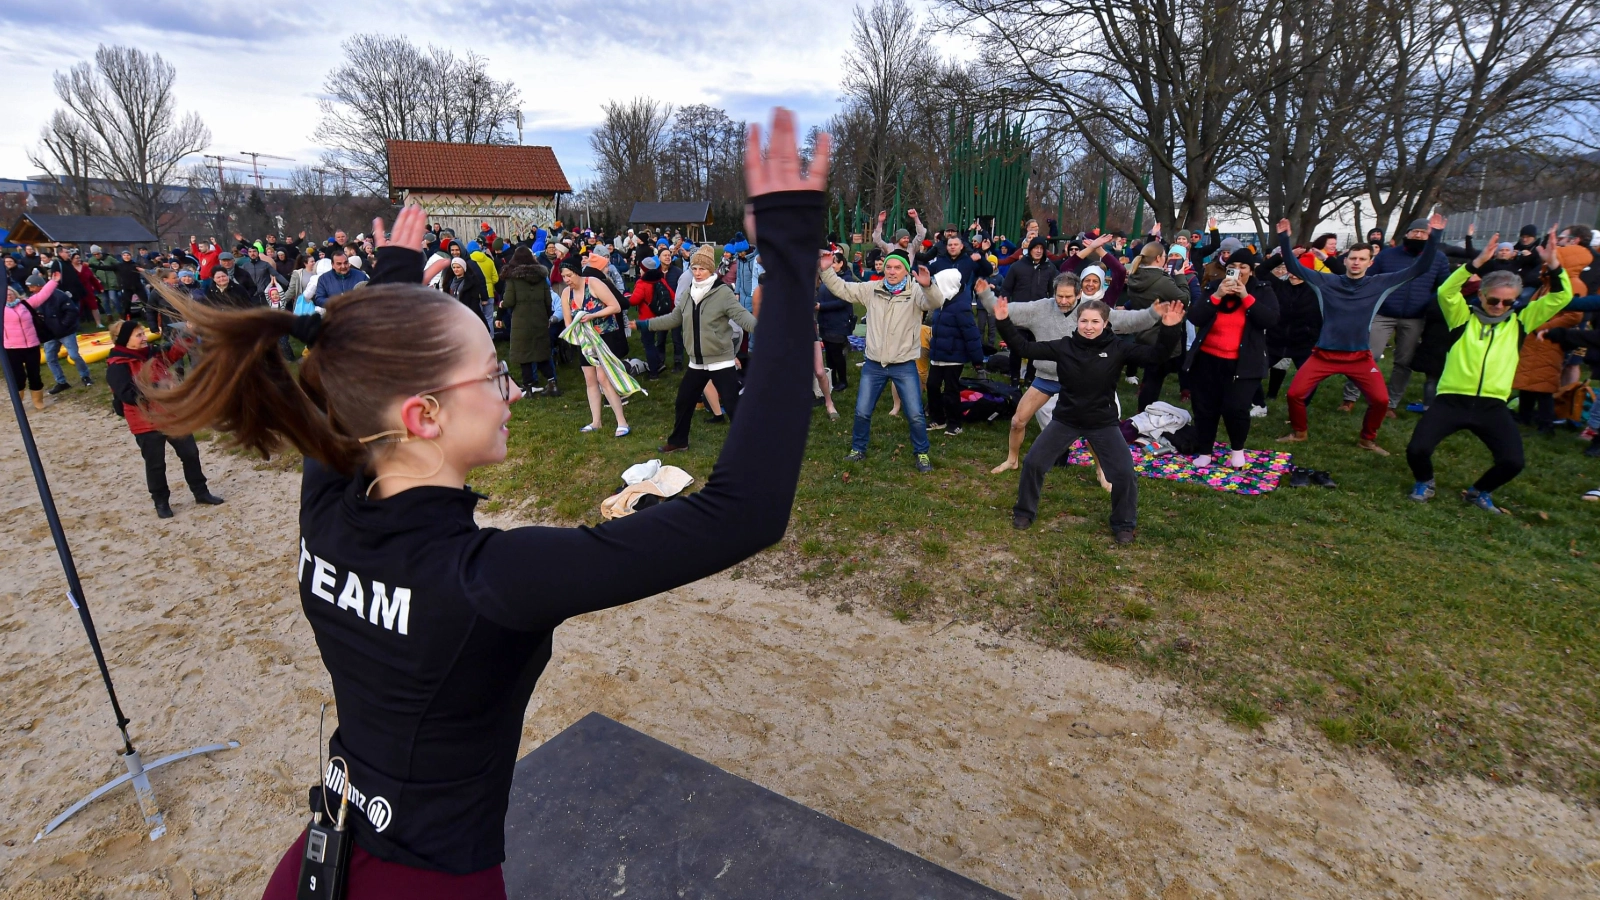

{"left": 298, "top": 538, "right": 412, "bottom": 635}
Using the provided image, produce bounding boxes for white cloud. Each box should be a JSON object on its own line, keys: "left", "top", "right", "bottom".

{"left": 0, "top": 0, "right": 945, "bottom": 188}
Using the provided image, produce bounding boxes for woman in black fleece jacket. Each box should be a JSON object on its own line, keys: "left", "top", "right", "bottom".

{"left": 144, "top": 111, "right": 828, "bottom": 900}
{"left": 996, "top": 295, "right": 1186, "bottom": 542}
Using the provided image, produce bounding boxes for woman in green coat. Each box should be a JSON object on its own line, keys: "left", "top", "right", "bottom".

{"left": 499, "top": 247, "right": 560, "bottom": 396}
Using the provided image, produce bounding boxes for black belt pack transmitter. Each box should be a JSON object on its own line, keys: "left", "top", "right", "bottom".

{"left": 298, "top": 756, "right": 353, "bottom": 899}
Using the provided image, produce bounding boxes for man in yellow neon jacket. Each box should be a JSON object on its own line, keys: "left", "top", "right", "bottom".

{"left": 1405, "top": 228, "right": 1571, "bottom": 513}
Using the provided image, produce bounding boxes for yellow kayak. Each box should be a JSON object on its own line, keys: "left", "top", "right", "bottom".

{"left": 41, "top": 331, "right": 115, "bottom": 365}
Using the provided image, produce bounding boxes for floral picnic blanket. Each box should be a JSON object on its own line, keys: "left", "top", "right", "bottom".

{"left": 1064, "top": 442, "right": 1294, "bottom": 495}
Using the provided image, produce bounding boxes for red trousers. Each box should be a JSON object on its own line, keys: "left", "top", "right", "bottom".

{"left": 1287, "top": 349, "right": 1389, "bottom": 441}
{"left": 262, "top": 828, "right": 506, "bottom": 900}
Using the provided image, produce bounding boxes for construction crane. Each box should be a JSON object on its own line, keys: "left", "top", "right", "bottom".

{"left": 239, "top": 151, "right": 295, "bottom": 191}
{"left": 201, "top": 154, "right": 250, "bottom": 191}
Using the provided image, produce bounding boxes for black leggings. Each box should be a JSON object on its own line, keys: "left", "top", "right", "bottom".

{"left": 1266, "top": 349, "right": 1313, "bottom": 400}
{"left": 1516, "top": 390, "right": 1553, "bottom": 428}
{"left": 821, "top": 337, "right": 848, "bottom": 390}
{"left": 134, "top": 431, "right": 208, "bottom": 503}
{"left": 4, "top": 346, "right": 43, "bottom": 391}
{"left": 1136, "top": 352, "right": 1186, "bottom": 411}
{"left": 1188, "top": 352, "right": 1259, "bottom": 452}
{"left": 1405, "top": 395, "right": 1524, "bottom": 492}
{"left": 669, "top": 367, "right": 743, "bottom": 447}
{"left": 926, "top": 365, "right": 964, "bottom": 427}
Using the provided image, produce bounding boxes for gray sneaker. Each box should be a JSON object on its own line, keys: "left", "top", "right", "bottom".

{"left": 844, "top": 451, "right": 866, "bottom": 462}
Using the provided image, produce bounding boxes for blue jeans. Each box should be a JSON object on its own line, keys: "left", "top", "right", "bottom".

{"left": 102, "top": 289, "right": 122, "bottom": 319}
{"left": 852, "top": 359, "right": 929, "bottom": 455}
{"left": 643, "top": 326, "right": 666, "bottom": 374}
{"left": 44, "top": 334, "right": 89, "bottom": 385}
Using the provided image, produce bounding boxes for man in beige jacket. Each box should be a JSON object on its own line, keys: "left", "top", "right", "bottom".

{"left": 819, "top": 248, "right": 944, "bottom": 472}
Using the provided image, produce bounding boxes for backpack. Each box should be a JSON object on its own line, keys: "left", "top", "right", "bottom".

{"left": 35, "top": 286, "right": 80, "bottom": 341}
{"left": 649, "top": 281, "right": 674, "bottom": 317}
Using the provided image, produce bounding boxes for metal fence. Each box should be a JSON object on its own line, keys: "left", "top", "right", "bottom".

{"left": 1442, "top": 193, "right": 1600, "bottom": 242}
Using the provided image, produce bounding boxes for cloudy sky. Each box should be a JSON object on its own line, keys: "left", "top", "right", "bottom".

{"left": 0, "top": 0, "right": 955, "bottom": 190}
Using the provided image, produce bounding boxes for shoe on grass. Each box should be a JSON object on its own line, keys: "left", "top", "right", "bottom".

{"left": 1355, "top": 438, "right": 1390, "bottom": 456}
{"left": 1584, "top": 440, "right": 1600, "bottom": 459}
{"left": 1012, "top": 514, "right": 1033, "bottom": 530}
{"left": 946, "top": 426, "right": 963, "bottom": 436}
{"left": 1276, "top": 430, "right": 1308, "bottom": 443}
{"left": 1407, "top": 402, "right": 1428, "bottom": 413}
{"left": 1113, "top": 530, "right": 1136, "bottom": 545}
{"left": 1409, "top": 480, "right": 1435, "bottom": 502}
{"left": 927, "top": 421, "right": 946, "bottom": 431}
{"left": 844, "top": 450, "right": 865, "bottom": 462}
{"left": 1462, "top": 487, "right": 1502, "bottom": 514}
{"left": 659, "top": 442, "right": 688, "bottom": 453}
{"left": 47, "top": 382, "right": 70, "bottom": 395}
{"left": 914, "top": 453, "right": 933, "bottom": 474}
{"left": 1583, "top": 488, "right": 1600, "bottom": 502}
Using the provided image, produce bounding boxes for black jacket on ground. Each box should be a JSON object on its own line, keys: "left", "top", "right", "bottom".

{"left": 295, "top": 192, "right": 822, "bottom": 875}
{"left": 997, "top": 315, "right": 1181, "bottom": 428}
{"left": 1186, "top": 277, "right": 1280, "bottom": 379}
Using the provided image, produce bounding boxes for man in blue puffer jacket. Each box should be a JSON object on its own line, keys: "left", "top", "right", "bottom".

{"left": 1340, "top": 218, "right": 1465, "bottom": 412}
{"left": 927, "top": 268, "right": 985, "bottom": 435}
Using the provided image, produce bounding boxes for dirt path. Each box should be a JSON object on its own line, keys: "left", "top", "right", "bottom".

{"left": 1, "top": 392, "right": 1595, "bottom": 899}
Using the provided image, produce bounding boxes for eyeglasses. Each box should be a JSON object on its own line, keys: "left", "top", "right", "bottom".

{"left": 419, "top": 360, "right": 515, "bottom": 402}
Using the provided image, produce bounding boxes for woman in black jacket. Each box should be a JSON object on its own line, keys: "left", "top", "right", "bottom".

{"left": 1188, "top": 249, "right": 1279, "bottom": 469}
{"left": 204, "top": 268, "right": 257, "bottom": 308}
{"left": 996, "top": 295, "right": 1186, "bottom": 543}
{"left": 1264, "top": 255, "right": 1322, "bottom": 403}
{"left": 442, "top": 255, "right": 489, "bottom": 323}
{"left": 144, "top": 110, "right": 829, "bottom": 900}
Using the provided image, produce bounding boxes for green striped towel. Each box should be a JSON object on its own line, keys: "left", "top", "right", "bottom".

{"left": 560, "top": 317, "right": 645, "bottom": 398}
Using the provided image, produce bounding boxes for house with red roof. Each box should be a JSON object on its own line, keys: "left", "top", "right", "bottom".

{"left": 386, "top": 140, "right": 571, "bottom": 240}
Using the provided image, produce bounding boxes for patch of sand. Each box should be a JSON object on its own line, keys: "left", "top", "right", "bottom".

{"left": 1, "top": 393, "right": 1595, "bottom": 899}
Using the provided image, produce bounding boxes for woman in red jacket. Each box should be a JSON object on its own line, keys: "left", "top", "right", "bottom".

{"left": 629, "top": 255, "right": 673, "bottom": 377}
{"left": 105, "top": 320, "right": 225, "bottom": 518}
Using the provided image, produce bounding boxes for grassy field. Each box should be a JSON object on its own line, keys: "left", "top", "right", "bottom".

{"left": 472, "top": 340, "right": 1600, "bottom": 801}
{"left": 29, "top": 325, "right": 1598, "bottom": 800}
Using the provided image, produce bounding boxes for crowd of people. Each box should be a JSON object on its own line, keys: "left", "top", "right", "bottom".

{"left": 5, "top": 103, "right": 1600, "bottom": 898}
{"left": 5, "top": 187, "right": 1600, "bottom": 534}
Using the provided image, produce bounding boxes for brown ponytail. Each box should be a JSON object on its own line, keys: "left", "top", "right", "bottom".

{"left": 143, "top": 275, "right": 466, "bottom": 474}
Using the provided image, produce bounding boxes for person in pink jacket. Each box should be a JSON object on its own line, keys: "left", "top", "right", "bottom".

{"left": 3, "top": 273, "right": 57, "bottom": 410}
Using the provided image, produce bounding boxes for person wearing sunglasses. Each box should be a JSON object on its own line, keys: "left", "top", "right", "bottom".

{"left": 1405, "top": 228, "right": 1573, "bottom": 513}
{"left": 142, "top": 109, "right": 829, "bottom": 900}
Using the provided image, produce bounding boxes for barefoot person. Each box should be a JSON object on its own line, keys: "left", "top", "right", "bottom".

{"left": 1406, "top": 230, "right": 1572, "bottom": 512}
{"left": 977, "top": 263, "right": 1165, "bottom": 474}
{"left": 146, "top": 110, "right": 828, "bottom": 900}
{"left": 1274, "top": 213, "right": 1444, "bottom": 454}
{"left": 995, "top": 295, "right": 1186, "bottom": 543}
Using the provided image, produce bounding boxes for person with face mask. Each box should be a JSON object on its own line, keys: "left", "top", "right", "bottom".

{"left": 976, "top": 266, "right": 1167, "bottom": 473}
{"left": 1263, "top": 256, "right": 1322, "bottom": 405}
{"left": 994, "top": 295, "right": 1187, "bottom": 542}
{"left": 1184, "top": 249, "right": 1280, "bottom": 468}
{"left": 1406, "top": 230, "right": 1571, "bottom": 512}
{"left": 1274, "top": 214, "right": 1444, "bottom": 453}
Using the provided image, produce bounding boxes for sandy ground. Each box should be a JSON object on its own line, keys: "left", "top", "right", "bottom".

{"left": 1, "top": 392, "right": 1597, "bottom": 900}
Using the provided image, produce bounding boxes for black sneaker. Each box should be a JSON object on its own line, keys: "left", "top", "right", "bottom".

{"left": 1012, "top": 514, "right": 1033, "bottom": 530}
{"left": 844, "top": 450, "right": 866, "bottom": 462}
{"left": 154, "top": 500, "right": 174, "bottom": 519}
{"left": 47, "top": 383, "right": 70, "bottom": 395}
{"left": 81, "top": 375, "right": 93, "bottom": 387}
{"left": 1113, "top": 530, "right": 1136, "bottom": 545}
{"left": 946, "top": 426, "right": 963, "bottom": 436}
{"left": 545, "top": 385, "right": 562, "bottom": 397}
{"left": 1310, "top": 470, "right": 1337, "bottom": 488}
{"left": 1287, "top": 466, "right": 1312, "bottom": 488}
{"left": 193, "top": 490, "right": 225, "bottom": 505}
{"left": 707, "top": 413, "right": 727, "bottom": 424}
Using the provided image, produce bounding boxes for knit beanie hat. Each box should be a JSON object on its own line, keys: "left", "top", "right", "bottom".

{"left": 690, "top": 245, "right": 716, "bottom": 272}
{"left": 113, "top": 319, "right": 141, "bottom": 347}
{"left": 884, "top": 249, "right": 911, "bottom": 271}
{"left": 1406, "top": 219, "right": 1429, "bottom": 233}
{"left": 1519, "top": 224, "right": 1539, "bottom": 238}
{"left": 891, "top": 228, "right": 910, "bottom": 242}
{"left": 1219, "top": 237, "right": 1244, "bottom": 253}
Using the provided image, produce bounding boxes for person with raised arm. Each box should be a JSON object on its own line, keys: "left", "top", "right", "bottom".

{"left": 1274, "top": 212, "right": 1444, "bottom": 453}
{"left": 141, "top": 109, "right": 829, "bottom": 900}
{"left": 1406, "top": 229, "right": 1573, "bottom": 513}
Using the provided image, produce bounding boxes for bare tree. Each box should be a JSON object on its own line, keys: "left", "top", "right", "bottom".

{"left": 315, "top": 34, "right": 523, "bottom": 196}
{"left": 29, "top": 111, "right": 98, "bottom": 216}
{"left": 588, "top": 97, "right": 673, "bottom": 213}
{"left": 1357, "top": 0, "right": 1600, "bottom": 236}
{"left": 661, "top": 104, "right": 745, "bottom": 204}
{"left": 49, "top": 45, "right": 210, "bottom": 235}
{"left": 842, "top": 0, "right": 929, "bottom": 216}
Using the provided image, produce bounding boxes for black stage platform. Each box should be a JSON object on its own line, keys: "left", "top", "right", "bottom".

{"left": 503, "top": 713, "right": 1011, "bottom": 899}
